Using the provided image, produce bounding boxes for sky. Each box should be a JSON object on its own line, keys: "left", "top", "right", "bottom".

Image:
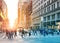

{"left": 4, "top": 0, "right": 19, "bottom": 28}
{"left": 4, "top": 0, "right": 29, "bottom": 28}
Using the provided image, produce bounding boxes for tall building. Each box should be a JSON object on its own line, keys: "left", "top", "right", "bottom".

{"left": 0, "top": 0, "right": 8, "bottom": 31}
{"left": 32, "top": 0, "right": 60, "bottom": 29}
{"left": 18, "top": 0, "right": 32, "bottom": 29}
{"left": 32, "top": 0, "right": 41, "bottom": 29}
{"left": 18, "top": 0, "right": 26, "bottom": 28}
{"left": 42, "top": 0, "right": 60, "bottom": 29}
{"left": 18, "top": 1, "right": 21, "bottom": 28}
{"left": 25, "top": 0, "right": 32, "bottom": 29}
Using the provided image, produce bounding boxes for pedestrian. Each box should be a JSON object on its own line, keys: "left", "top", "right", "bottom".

{"left": 29, "top": 32, "right": 31, "bottom": 36}
{"left": 21, "top": 29, "right": 25, "bottom": 38}
{"left": 14, "top": 30, "right": 17, "bottom": 36}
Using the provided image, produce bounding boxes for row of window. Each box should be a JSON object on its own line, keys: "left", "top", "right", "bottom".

{"left": 41, "top": 0, "right": 57, "bottom": 4}
{"left": 33, "top": 0, "right": 40, "bottom": 6}
{"left": 41, "top": 0, "right": 57, "bottom": 10}
{"left": 33, "top": 0, "right": 59, "bottom": 15}
{"left": 33, "top": 2, "right": 60, "bottom": 19}
{"left": 43, "top": 12, "right": 60, "bottom": 21}
{"left": 33, "top": 0, "right": 40, "bottom": 10}
{"left": 33, "top": 7, "right": 40, "bottom": 15}
{"left": 41, "top": 1, "right": 60, "bottom": 14}
{"left": 33, "top": 0, "right": 57, "bottom": 11}
{"left": 41, "top": 0, "right": 46, "bottom": 4}
{"left": 33, "top": 2, "right": 40, "bottom": 11}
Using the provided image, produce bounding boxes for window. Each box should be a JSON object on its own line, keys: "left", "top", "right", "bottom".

{"left": 52, "top": 4, "right": 55, "bottom": 10}
{"left": 52, "top": 14, "right": 55, "bottom": 19}
{"left": 44, "top": 8, "right": 46, "bottom": 13}
{"left": 44, "top": 3, "right": 46, "bottom": 7}
{"left": 44, "top": 0, "right": 46, "bottom": 2}
{"left": 49, "top": 0, "right": 50, "bottom": 3}
{"left": 47, "top": 6, "right": 50, "bottom": 12}
{"left": 47, "top": 1, "right": 49, "bottom": 5}
{"left": 52, "top": 5, "right": 54, "bottom": 10}
{"left": 41, "top": 10, "right": 43, "bottom": 14}
{"left": 47, "top": 0, "right": 50, "bottom": 5}
{"left": 44, "top": 17, "right": 46, "bottom": 21}
{"left": 57, "top": 2, "right": 59, "bottom": 8}
{"left": 41, "top": 0, "right": 43, "bottom": 4}
{"left": 52, "top": 0, "right": 54, "bottom": 3}
{"left": 57, "top": 12, "right": 60, "bottom": 19}
{"left": 39, "top": 3, "right": 40, "bottom": 5}
{"left": 51, "top": 0, "right": 57, "bottom": 3}
{"left": 53, "top": 4, "right": 55, "bottom": 9}
{"left": 47, "top": 16, "right": 50, "bottom": 20}
{"left": 39, "top": 7, "right": 40, "bottom": 11}
{"left": 41, "top": 5, "right": 43, "bottom": 9}
{"left": 54, "top": 0, "right": 57, "bottom": 2}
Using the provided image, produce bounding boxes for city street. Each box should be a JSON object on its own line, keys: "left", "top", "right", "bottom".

{"left": 0, "top": 32, "right": 60, "bottom": 43}
{"left": 0, "top": 0, "right": 60, "bottom": 43}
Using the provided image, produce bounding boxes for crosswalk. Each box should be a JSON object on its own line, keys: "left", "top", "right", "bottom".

{"left": 0, "top": 32, "right": 39, "bottom": 40}
{"left": 0, "top": 32, "right": 60, "bottom": 43}
{"left": 0, "top": 32, "right": 60, "bottom": 40}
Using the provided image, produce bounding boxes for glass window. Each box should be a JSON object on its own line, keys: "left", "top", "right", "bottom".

{"left": 39, "top": 3, "right": 40, "bottom": 5}
{"left": 52, "top": 0, "right": 54, "bottom": 2}
{"left": 44, "top": 0, "right": 46, "bottom": 2}
{"left": 44, "top": 8, "right": 46, "bottom": 13}
{"left": 41, "top": 5, "right": 43, "bottom": 9}
{"left": 52, "top": 14, "right": 55, "bottom": 19}
{"left": 47, "top": 1, "right": 49, "bottom": 5}
{"left": 57, "top": 2, "right": 59, "bottom": 8}
{"left": 44, "top": 3, "right": 46, "bottom": 7}
{"left": 57, "top": 12, "right": 60, "bottom": 18}
{"left": 52, "top": 4, "right": 55, "bottom": 10}
{"left": 49, "top": 0, "right": 50, "bottom": 3}
{"left": 47, "top": 0, "right": 50, "bottom": 5}
{"left": 47, "top": 6, "right": 50, "bottom": 12}
{"left": 47, "top": 16, "right": 50, "bottom": 20}
{"left": 43, "top": 17, "right": 46, "bottom": 21}
{"left": 54, "top": 0, "right": 57, "bottom": 2}
{"left": 52, "top": 5, "right": 54, "bottom": 10}
{"left": 53, "top": 4, "right": 55, "bottom": 9}
{"left": 41, "top": 0, "right": 43, "bottom": 4}
{"left": 41, "top": 10, "right": 43, "bottom": 14}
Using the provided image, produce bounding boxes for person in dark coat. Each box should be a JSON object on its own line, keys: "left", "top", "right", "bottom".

{"left": 29, "top": 32, "right": 31, "bottom": 36}
{"left": 21, "top": 29, "right": 25, "bottom": 38}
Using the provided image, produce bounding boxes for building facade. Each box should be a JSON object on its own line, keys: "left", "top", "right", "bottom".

{"left": 40, "top": 0, "right": 60, "bottom": 29}
{"left": 25, "top": 0, "right": 32, "bottom": 29}
{"left": 18, "top": 0, "right": 26, "bottom": 28}
{"left": 0, "top": 0, "right": 8, "bottom": 31}
{"left": 18, "top": 0, "right": 32, "bottom": 29}
{"left": 32, "top": 0, "right": 41, "bottom": 29}
{"left": 32, "top": 0, "right": 60, "bottom": 29}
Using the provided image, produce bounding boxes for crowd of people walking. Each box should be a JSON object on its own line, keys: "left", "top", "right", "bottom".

{"left": 5, "top": 28, "right": 60, "bottom": 39}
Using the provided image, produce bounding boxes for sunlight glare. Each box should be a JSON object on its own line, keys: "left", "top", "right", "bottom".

{"left": 4, "top": 0, "right": 18, "bottom": 28}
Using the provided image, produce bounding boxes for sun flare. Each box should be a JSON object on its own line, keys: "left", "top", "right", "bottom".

{"left": 4, "top": 0, "right": 18, "bottom": 28}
